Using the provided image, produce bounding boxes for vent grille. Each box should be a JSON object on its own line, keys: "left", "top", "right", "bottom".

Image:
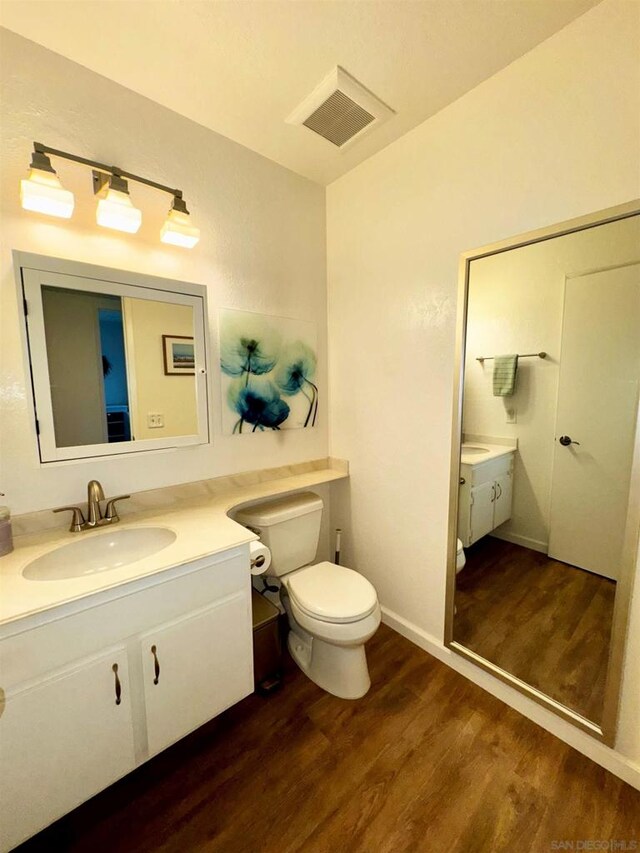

{"left": 302, "top": 90, "right": 375, "bottom": 147}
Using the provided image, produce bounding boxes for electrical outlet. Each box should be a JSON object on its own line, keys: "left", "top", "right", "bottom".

{"left": 147, "top": 413, "right": 164, "bottom": 429}
{"left": 505, "top": 407, "right": 517, "bottom": 424}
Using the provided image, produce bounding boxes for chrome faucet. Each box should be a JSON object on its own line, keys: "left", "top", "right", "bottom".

{"left": 54, "top": 480, "right": 130, "bottom": 533}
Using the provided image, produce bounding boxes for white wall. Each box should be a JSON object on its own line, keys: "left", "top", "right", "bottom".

{"left": 327, "top": 0, "right": 640, "bottom": 777}
{"left": 464, "top": 216, "right": 640, "bottom": 551}
{"left": 0, "top": 29, "right": 327, "bottom": 515}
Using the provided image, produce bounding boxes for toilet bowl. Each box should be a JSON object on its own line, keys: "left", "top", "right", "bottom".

{"left": 282, "top": 561, "right": 381, "bottom": 699}
{"left": 234, "top": 494, "right": 380, "bottom": 699}
{"left": 456, "top": 538, "right": 466, "bottom": 573}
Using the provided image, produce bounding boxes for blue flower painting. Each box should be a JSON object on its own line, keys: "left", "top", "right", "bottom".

{"left": 228, "top": 379, "right": 290, "bottom": 432}
{"left": 219, "top": 309, "right": 318, "bottom": 434}
{"left": 274, "top": 342, "right": 318, "bottom": 427}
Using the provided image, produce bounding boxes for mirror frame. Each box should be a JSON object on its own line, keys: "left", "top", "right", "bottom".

{"left": 445, "top": 199, "right": 640, "bottom": 745}
{"left": 14, "top": 251, "right": 211, "bottom": 463}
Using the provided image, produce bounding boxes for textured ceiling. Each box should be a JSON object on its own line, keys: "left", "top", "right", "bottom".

{"left": 0, "top": 0, "right": 601, "bottom": 185}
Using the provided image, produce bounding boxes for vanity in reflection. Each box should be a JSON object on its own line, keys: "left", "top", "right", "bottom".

{"left": 447, "top": 201, "right": 640, "bottom": 742}
{"left": 458, "top": 443, "right": 514, "bottom": 548}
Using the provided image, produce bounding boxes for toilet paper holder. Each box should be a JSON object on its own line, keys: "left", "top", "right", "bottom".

{"left": 248, "top": 539, "right": 271, "bottom": 576}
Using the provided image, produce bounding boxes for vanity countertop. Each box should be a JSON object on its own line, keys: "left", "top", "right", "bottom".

{"left": 0, "top": 463, "right": 348, "bottom": 630}
{"left": 460, "top": 442, "right": 516, "bottom": 467}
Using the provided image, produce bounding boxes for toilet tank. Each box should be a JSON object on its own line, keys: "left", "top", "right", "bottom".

{"left": 234, "top": 492, "right": 323, "bottom": 577}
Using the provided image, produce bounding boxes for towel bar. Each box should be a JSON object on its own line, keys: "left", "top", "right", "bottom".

{"left": 476, "top": 351, "right": 547, "bottom": 363}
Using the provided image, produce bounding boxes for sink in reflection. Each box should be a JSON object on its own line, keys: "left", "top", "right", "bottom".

{"left": 461, "top": 445, "right": 490, "bottom": 456}
{"left": 24, "top": 527, "right": 177, "bottom": 581}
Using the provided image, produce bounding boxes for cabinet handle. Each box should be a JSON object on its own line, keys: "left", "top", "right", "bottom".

{"left": 496, "top": 482, "right": 502, "bottom": 500}
{"left": 491, "top": 485, "right": 495, "bottom": 503}
{"left": 151, "top": 645, "right": 160, "bottom": 685}
{"left": 112, "top": 663, "right": 121, "bottom": 705}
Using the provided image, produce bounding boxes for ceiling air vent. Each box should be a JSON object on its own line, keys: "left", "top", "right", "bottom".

{"left": 287, "top": 66, "right": 395, "bottom": 150}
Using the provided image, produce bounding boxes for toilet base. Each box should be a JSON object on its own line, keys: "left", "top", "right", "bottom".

{"left": 287, "top": 629, "right": 371, "bottom": 700}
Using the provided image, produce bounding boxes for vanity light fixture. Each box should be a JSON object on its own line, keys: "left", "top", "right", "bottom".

{"left": 20, "top": 143, "right": 199, "bottom": 248}
{"left": 160, "top": 195, "right": 200, "bottom": 248}
{"left": 94, "top": 172, "right": 142, "bottom": 234}
{"left": 20, "top": 149, "right": 75, "bottom": 219}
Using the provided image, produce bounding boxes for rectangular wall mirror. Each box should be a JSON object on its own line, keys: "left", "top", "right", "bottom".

{"left": 16, "top": 253, "right": 210, "bottom": 462}
{"left": 446, "top": 202, "right": 640, "bottom": 743}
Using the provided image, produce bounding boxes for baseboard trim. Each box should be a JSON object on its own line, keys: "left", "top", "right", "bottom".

{"left": 381, "top": 606, "right": 640, "bottom": 791}
{"left": 490, "top": 531, "right": 548, "bottom": 553}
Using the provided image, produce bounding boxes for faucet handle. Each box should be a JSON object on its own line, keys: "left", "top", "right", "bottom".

{"left": 53, "top": 506, "right": 86, "bottom": 533}
{"left": 104, "top": 495, "right": 130, "bottom": 523}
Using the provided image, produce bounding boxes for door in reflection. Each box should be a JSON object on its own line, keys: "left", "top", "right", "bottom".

{"left": 549, "top": 263, "right": 640, "bottom": 580}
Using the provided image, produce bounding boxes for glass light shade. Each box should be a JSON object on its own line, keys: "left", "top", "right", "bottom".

{"left": 160, "top": 209, "right": 200, "bottom": 248}
{"left": 20, "top": 168, "right": 75, "bottom": 219}
{"left": 96, "top": 188, "right": 142, "bottom": 234}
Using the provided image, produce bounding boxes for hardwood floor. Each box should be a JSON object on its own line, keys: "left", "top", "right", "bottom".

{"left": 16, "top": 623, "right": 638, "bottom": 853}
{"left": 454, "top": 537, "right": 616, "bottom": 722}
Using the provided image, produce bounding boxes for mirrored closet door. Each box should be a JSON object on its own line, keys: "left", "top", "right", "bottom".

{"left": 447, "top": 202, "right": 640, "bottom": 743}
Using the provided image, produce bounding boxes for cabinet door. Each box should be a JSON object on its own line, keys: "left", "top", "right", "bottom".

{"left": 0, "top": 647, "right": 135, "bottom": 852}
{"left": 469, "top": 481, "right": 495, "bottom": 545}
{"left": 493, "top": 472, "right": 513, "bottom": 528}
{"left": 141, "top": 592, "right": 253, "bottom": 758}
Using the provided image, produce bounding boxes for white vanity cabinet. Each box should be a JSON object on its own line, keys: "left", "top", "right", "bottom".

{"left": 140, "top": 593, "right": 251, "bottom": 757}
{"left": 0, "top": 547, "right": 253, "bottom": 852}
{"left": 458, "top": 453, "right": 514, "bottom": 547}
{"left": 0, "top": 646, "right": 136, "bottom": 850}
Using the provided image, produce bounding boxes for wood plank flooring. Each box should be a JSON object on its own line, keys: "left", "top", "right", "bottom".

{"left": 454, "top": 537, "right": 616, "bottom": 722}
{"left": 16, "top": 623, "right": 638, "bottom": 853}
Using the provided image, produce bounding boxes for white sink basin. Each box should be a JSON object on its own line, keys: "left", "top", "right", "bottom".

{"left": 23, "top": 527, "right": 177, "bottom": 581}
{"left": 461, "top": 445, "right": 490, "bottom": 456}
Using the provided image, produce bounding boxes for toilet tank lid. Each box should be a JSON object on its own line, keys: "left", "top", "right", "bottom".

{"left": 234, "top": 492, "right": 323, "bottom": 527}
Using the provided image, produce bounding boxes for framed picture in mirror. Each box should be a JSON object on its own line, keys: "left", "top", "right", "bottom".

{"left": 163, "top": 335, "right": 195, "bottom": 375}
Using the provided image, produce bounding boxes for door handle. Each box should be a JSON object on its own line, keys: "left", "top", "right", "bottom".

{"left": 495, "top": 482, "right": 502, "bottom": 500}
{"left": 151, "top": 645, "right": 160, "bottom": 685}
{"left": 559, "top": 435, "right": 580, "bottom": 446}
{"left": 112, "top": 663, "right": 121, "bottom": 705}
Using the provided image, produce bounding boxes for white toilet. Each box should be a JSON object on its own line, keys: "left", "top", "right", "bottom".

{"left": 235, "top": 492, "right": 380, "bottom": 700}
{"left": 456, "top": 538, "right": 466, "bottom": 573}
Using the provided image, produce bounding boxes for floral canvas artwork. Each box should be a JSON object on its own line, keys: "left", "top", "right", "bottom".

{"left": 219, "top": 309, "right": 318, "bottom": 433}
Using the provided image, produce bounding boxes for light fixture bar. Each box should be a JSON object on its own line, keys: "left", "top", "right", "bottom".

{"left": 33, "top": 142, "right": 183, "bottom": 199}
{"left": 27, "top": 142, "right": 199, "bottom": 248}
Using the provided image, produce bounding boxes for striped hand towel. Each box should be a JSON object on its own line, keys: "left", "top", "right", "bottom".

{"left": 492, "top": 354, "right": 519, "bottom": 397}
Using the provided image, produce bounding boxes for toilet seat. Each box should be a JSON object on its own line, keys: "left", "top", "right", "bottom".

{"left": 286, "top": 561, "right": 378, "bottom": 624}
